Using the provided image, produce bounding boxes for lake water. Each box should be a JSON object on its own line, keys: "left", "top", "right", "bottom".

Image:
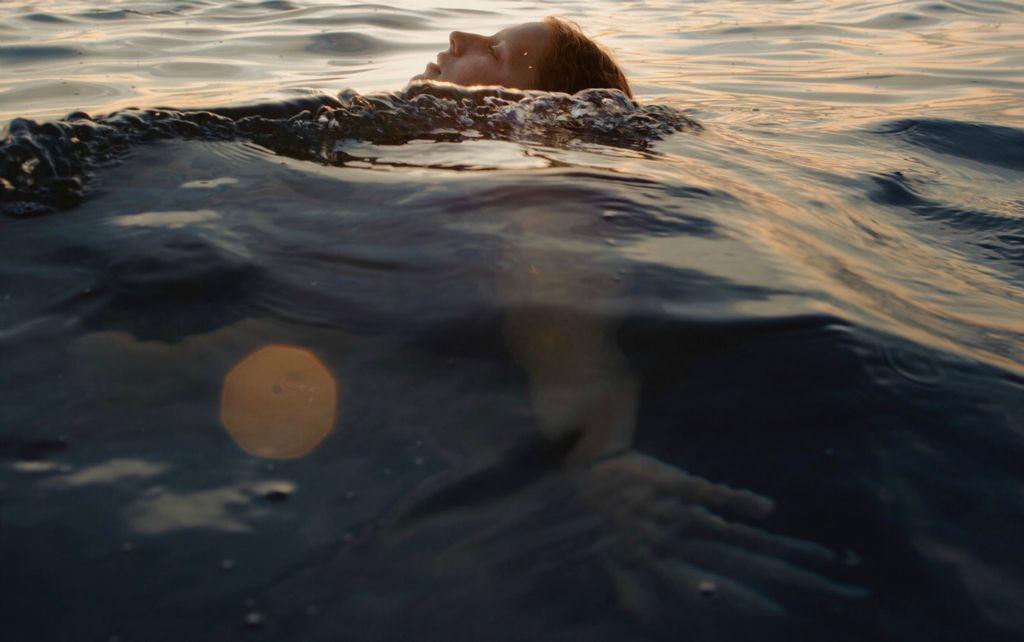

{"left": 2, "top": 1, "right": 1023, "bottom": 640}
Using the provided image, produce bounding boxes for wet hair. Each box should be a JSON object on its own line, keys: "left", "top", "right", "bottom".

{"left": 536, "top": 17, "right": 633, "bottom": 99}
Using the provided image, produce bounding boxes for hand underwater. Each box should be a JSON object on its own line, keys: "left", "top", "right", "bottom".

{"left": 576, "top": 451, "right": 866, "bottom": 630}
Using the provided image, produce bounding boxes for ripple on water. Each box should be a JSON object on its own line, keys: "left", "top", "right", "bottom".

{"left": 876, "top": 119, "right": 1024, "bottom": 172}
{"left": 306, "top": 32, "right": 393, "bottom": 55}
{"left": 21, "top": 12, "right": 72, "bottom": 23}
{"left": 0, "top": 81, "right": 128, "bottom": 115}
{"left": 292, "top": 11, "right": 430, "bottom": 30}
{"left": 0, "top": 45, "right": 83, "bottom": 62}
{"left": 885, "top": 343, "right": 945, "bottom": 387}
{"left": 835, "top": 11, "right": 942, "bottom": 29}
{"left": 75, "top": 9, "right": 146, "bottom": 20}
{"left": 149, "top": 61, "right": 249, "bottom": 79}
{"left": 253, "top": 0, "right": 298, "bottom": 10}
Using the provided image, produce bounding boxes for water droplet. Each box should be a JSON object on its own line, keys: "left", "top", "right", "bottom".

{"left": 243, "top": 612, "right": 264, "bottom": 629}
{"left": 121, "top": 541, "right": 134, "bottom": 553}
{"left": 342, "top": 532, "right": 354, "bottom": 543}
{"left": 305, "top": 604, "right": 319, "bottom": 616}
{"left": 221, "top": 558, "right": 236, "bottom": 571}
{"left": 271, "top": 384, "right": 283, "bottom": 395}
{"left": 344, "top": 490, "right": 355, "bottom": 500}
{"left": 697, "top": 579, "right": 717, "bottom": 598}
{"left": 414, "top": 457, "right": 424, "bottom": 466}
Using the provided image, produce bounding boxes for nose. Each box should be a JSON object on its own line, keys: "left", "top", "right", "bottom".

{"left": 449, "top": 31, "right": 487, "bottom": 57}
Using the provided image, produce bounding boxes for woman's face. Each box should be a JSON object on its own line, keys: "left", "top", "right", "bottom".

{"left": 412, "top": 22, "right": 552, "bottom": 90}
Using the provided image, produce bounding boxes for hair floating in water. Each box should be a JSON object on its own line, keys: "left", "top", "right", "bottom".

{"left": 1, "top": 86, "right": 699, "bottom": 216}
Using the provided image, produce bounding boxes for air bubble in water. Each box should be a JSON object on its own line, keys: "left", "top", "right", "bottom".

{"left": 697, "top": 579, "right": 718, "bottom": 598}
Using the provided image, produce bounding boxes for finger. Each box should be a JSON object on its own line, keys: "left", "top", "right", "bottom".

{"left": 657, "top": 468, "right": 775, "bottom": 520}
{"left": 585, "top": 452, "right": 775, "bottom": 520}
{"left": 662, "top": 538, "right": 868, "bottom": 600}
{"left": 638, "top": 502, "right": 836, "bottom": 568}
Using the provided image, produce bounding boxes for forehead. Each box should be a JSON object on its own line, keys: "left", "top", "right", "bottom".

{"left": 497, "top": 22, "right": 552, "bottom": 56}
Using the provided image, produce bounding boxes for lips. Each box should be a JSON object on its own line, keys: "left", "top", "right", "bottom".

{"left": 411, "top": 60, "right": 441, "bottom": 83}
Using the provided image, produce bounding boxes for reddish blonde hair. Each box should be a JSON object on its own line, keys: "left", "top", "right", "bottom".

{"left": 537, "top": 17, "right": 633, "bottom": 99}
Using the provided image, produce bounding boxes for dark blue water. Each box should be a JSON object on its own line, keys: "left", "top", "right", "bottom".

{"left": 2, "top": 1, "right": 1023, "bottom": 641}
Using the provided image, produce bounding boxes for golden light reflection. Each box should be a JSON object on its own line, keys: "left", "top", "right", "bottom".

{"left": 220, "top": 345, "right": 339, "bottom": 460}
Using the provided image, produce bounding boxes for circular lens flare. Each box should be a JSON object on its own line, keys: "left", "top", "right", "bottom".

{"left": 220, "top": 345, "right": 338, "bottom": 460}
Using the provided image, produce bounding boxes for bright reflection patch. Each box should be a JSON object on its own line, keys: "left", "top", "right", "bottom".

{"left": 220, "top": 345, "right": 338, "bottom": 460}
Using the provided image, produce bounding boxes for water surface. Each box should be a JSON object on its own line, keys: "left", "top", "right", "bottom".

{"left": 2, "top": 1, "right": 1022, "bottom": 641}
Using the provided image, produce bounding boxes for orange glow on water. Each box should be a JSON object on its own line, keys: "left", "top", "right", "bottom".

{"left": 220, "top": 345, "right": 339, "bottom": 460}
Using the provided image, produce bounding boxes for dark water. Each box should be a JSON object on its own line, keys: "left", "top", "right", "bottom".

{"left": 2, "top": 1, "right": 1023, "bottom": 641}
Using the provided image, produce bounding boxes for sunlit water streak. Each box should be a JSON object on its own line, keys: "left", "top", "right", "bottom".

{"left": 1, "top": 1, "right": 1023, "bottom": 641}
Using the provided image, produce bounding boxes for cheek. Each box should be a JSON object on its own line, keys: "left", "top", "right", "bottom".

{"left": 445, "top": 56, "right": 500, "bottom": 85}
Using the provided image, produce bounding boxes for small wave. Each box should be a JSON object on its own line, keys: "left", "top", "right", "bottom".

{"left": 76, "top": 8, "right": 146, "bottom": 20}
{"left": 924, "top": 0, "right": 1024, "bottom": 16}
{"left": 291, "top": 11, "right": 429, "bottom": 30}
{"left": 306, "top": 31, "right": 391, "bottom": 55}
{"left": 875, "top": 118, "right": 1024, "bottom": 172}
{"left": 868, "top": 172, "right": 1024, "bottom": 269}
{"left": 1, "top": 84, "right": 699, "bottom": 217}
{"left": 254, "top": 0, "right": 298, "bottom": 9}
{"left": 0, "top": 45, "right": 82, "bottom": 62}
{"left": 20, "top": 13, "right": 71, "bottom": 24}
